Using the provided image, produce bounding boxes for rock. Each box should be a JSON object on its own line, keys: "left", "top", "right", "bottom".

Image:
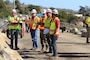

{"left": 3, "top": 48, "right": 23, "bottom": 60}
{"left": 0, "top": 32, "right": 23, "bottom": 60}
{"left": 76, "top": 22, "right": 84, "bottom": 27}
{"left": 70, "top": 27, "right": 79, "bottom": 34}
{"left": 81, "top": 31, "right": 87, "bottom": 37}
{"left": 77, "top": 31, "right": 82, "bottom": 35}
{"left": 80, "top": 29, "right": 87, "bottom": 32}
{"left": 81, "top": 29, "right": 87, "bottom": 37}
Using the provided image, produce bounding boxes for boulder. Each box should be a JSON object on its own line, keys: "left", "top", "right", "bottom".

{"left": 0, "top": 32, "right": 23, "bottom": 60}
{"left": 81, "top": 29, "right": 87, "bottom": 37}
{"left": 81, "top": 31, "right": 87, "bottom": 37}
{"left": 70, "top": 27, "right": 79, "bottom": 34}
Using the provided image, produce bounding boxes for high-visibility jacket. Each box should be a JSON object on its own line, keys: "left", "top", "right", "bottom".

{"left": 19, "top": 17, "right": 23, "bottom": 23}
{"left": 49, "top": 17, "right": 60, "bottom": 35}
{"left": 8, "top": 16, "right": 21, "bottom": 30}
{"left": 4, "top": 16, "right": 11, "bottom": 23}
{"left": 44, "top": 17, "right": 51, "bottom": 28}
{"left": 25, "top": 18, "right": 29, "bottom": 24}
{"left": 40, "top": 16, "right": 47, "bottom": 30}
{"left": 29, "top": 16, "right": 40, "bottom": 30}
{"left": 86, "top": 17, "right": 90, "bottom": 27}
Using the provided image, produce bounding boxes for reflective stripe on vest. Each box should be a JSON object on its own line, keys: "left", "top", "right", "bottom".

{"left": 44, "top": 17, "right": 51, "bottom": 28}
{"left": 29, "top": 16, "right": 39, "bottom": 30}
{"left": 40, "top": 17, "right": 47, "bottom": 30}
{"left": 50, "top": 17, "right": 59, "bottom": 35}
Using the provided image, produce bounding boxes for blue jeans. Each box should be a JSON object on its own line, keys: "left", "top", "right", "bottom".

{"left": 30, "top": 29, "right": 39, "bottom": 48}
{"left": 10, "top": 29, "right": 19, "bottom": 49}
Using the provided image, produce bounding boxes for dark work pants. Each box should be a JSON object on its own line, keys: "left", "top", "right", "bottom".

{"left": 25, "top": 24, "right": 29, "bottom": 32}
{"left": 40, "top": 30, "right": 48, "bottom": 50}
{"left": 86, "top": 27, "right": 90, "bottom": 43}
{"left": 6, "top": 29, "right": 9, "bottom": 38}
{"left": 50, "top": 35, "right": 58, "bottom": 56}
{"left": 45, "top": 34, "right": 52, "bottom": 52}
{"left": 10, "top": 29, "right": 19, "bottom": 49}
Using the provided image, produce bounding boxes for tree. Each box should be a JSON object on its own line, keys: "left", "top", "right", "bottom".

{"left": 15, "top": 0, "right": 21, "bottom": 10}
{"left": 58, "top": 10, "right": 68, "bottom": 22}
{"left": 50, "top": 7, "right": 55, "bottom": 10}
{"left": 28, "top": 4, "right": 41, "bottom": 13}
{"left": 0, "top": 0, "right": 11, "bottom": 18}
{"left": 67, "top": 14, "right": 77, "bottom": 23}
{"left": 79, "top": 6, "right": 87, "bottom": 16}
{"left": 24, "top": 8, "right": 30, "bottom": 14}
{"left": 4, "top": 0, "right": 10, "bottom": 5}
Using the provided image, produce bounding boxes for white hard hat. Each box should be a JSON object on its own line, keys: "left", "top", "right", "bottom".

{"left": 12, "top": 9, "right": 17, "bottom": 13}
{"left": 20, "top": 14, "right": 22, "bottom": 17}
{"left": 42, "top": 9, "right": 47, "bottom": 14}
{"left": 52, "top": 9, "right": 58, "bottom": 14}
{"left": 31, "top": 9, "right": 37, "bottom": 13}
{"left": 47, "top": 9, "right": 52, "bottom": 13}
{"left": 26, "top": 15, "right": 28, "bottom": 17}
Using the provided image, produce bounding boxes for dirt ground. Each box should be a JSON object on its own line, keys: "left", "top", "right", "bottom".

{"left": 17, "top": 31, "right": 90, "bottom": 60}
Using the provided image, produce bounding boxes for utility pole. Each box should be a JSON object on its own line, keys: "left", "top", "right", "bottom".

{"left": 13, "top": 0, "right": 15, "bottom": 9}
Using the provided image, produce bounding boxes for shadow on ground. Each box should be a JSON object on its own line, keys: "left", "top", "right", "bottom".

{"left": 57, "top": 42, "right": 90, "bottom": 45}
{"left": 17, "top": 49, "right": 56, "bottom": 60}
{"left": 58, "top": 52, "right": 90, "bottom": 58}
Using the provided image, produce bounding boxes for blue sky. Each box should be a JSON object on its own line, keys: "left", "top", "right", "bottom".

{"left": 10, "top": 0, "right": 90, "bottom": 11}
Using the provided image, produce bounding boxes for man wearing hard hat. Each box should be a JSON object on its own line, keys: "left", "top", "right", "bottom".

{"left": 39, "top": 9, "right": 48, "bottom": 52}
{"left": 8, "top": 9, "right": 21, "bottom": 50}
{"left": 18, "top": 14, "right": 23, "bottom": 38}
{"left": 29, "top": 9, "right": 40, "bottom": 50}
{"left": 49, "top": 9, "right": 60, "bottom": 56}
{"left": 43, "top": 9, "right": 52, "bottom": 53}
{"left": 85, "top": 14, "right": 90, "bottom": 43}
{"left": 25, "top": 15, "right": 29, "bottom": 33}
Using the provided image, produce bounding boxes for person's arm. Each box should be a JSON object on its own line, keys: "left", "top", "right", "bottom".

{"left": 9, "top": 18, "right": 19, "bottom": 24}
{"left": 54, "top": 20, "right": 60, "bottom": 34}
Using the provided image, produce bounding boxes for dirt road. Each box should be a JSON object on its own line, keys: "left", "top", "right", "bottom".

{"left": 17, "top": 31, "right": 90, "bottom": 60}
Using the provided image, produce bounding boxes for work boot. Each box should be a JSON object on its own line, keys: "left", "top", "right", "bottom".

{"left": 41, "top": 48, "right": 44, "bottom": 52}
{"left": 86, "top": 38, "right": 89, "bottom": 43}
{"left": 35, "top": 48, "right": 40, "bottom": 51}
{"left": 15, "top": 47, "right": 19, "bottom": 50}
{"left": 30, "top": 48, "right": 35, "bottom": 50}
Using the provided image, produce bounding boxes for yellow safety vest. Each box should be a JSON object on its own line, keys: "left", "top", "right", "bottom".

{"left": 50, "top": 17, "right": 60, "bottom": 35}
{"left": 8, "top": 16, "right": 21, "bottom": 30}
{"left": 86, "top": 17, "right": 90, "bottom": 27}
{"left": 44, "top": 17, "right": 51, "bottom": 28}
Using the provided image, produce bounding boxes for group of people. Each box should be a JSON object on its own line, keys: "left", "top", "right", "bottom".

{"left": 6, "top": 8, "right": 60, "bottom": 57}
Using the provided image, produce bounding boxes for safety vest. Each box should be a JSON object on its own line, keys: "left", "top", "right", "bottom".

{"left": 40, "top": 16, "right": 47, "bottom": 30}
{"left": 86, "top": 17, "right": 90, "bottom": 27}
{"left": 44, "top": 17, "right": 51, "bottom": 28}
{"left": 8, "top": 16, "right": 21, "bottom": 30}
{"left": 49, "top": 17, "right": 60, "bottom": 35}
{"left": 29, "top": 16, "right": 40, "bottom": 30}
{"left": 25, "top": 18, "right": 28, "bottom": 24}
{"left": 19, "top": 17, "right": 23, "bottom": 23}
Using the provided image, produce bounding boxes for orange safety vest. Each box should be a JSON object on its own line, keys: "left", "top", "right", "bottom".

{"left": 49, "top": 17, "right": 60, "bottom": 35}
{"left": 40, "top": 17, "right": 47, "bottom": 30}
{"left": 25, "top": 18, "right": 28, "bottom": 24}
{"left": 29, "top": 16, "right": 40, "bottom": 30}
